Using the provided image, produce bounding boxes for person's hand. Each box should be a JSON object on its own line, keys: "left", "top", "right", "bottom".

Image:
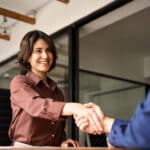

{"left": 61, "top": 139, "right": 81, "bottom": 147}
{"left": 62, "top": 102, "right": 103, "bottom": 134}
{"left": 84, "top": 102, "right": 104, "bottom": 134}
{"left": 74, "top": 103, "right": 104, "bottom": 134}
{"left": 84, "top": 102, "right": 104, "bottom": 123}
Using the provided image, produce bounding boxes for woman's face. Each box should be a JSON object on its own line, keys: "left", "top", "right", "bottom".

{"left": 28, "top": 38, "right": 53, "bottom": 76}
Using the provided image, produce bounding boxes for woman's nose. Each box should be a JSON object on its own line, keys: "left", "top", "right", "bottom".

{"left": 42, "top": 51, "right": 48, "bottom": 58}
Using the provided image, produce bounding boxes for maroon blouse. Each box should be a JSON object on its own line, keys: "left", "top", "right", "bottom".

{"left": 9, "top": 71, "right": 66, "bottom": 146}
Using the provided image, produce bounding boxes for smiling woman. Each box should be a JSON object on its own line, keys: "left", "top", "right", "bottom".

{"left": 17, "top": 30, "right": 57, "bottom": 75}
{"left": 8, "top": 30, "right": 104, "bottom": 147}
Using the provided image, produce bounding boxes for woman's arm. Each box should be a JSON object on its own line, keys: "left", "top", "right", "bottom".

{"left": 11, "top": 75, "right": 103, "bottom": 134}
{"left": 10, "top": 75, "right": 65, "bottom": 120}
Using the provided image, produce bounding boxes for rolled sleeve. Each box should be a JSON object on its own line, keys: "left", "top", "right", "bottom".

{"left": 44, "top": 100, "right": 66, "bottom": 120}
{"left": 10, "top": 75, "right": 66, "bottom": 120}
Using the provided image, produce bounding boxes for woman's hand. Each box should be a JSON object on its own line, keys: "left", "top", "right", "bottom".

{"left": 61, "top": 139, "right": 81, "bottom": 147}
{"left": 74, "top": 103, "right": 104, "bottom": 134}
{"left": 62, "top": 102, "right": 104, "bottom": 134}
{"left": 84, "top": 102, "right": 104, "bottom": 123}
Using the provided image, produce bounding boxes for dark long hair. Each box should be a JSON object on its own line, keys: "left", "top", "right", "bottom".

{"left": 17, "top": 30, "right": 57, "bottom": 74}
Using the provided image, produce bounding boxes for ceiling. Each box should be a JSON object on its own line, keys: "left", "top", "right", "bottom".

{"left": 0, "top": 0, "right": 69, "bottom": 39}
{"left": 0, "top": 0, "right": 49, "bottom": 28}
{"left": 0, "top": 0, "right": 50, "bottom": 13}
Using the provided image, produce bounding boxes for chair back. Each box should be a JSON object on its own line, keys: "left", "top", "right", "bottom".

{"left": 0, "top": 88, "right": 12, "bottom": 146}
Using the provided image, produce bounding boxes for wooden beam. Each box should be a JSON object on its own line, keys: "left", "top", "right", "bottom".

{"left": 0, "top": 33, "right": 10, "bottom": 41}
{"left": 57, "top": 0, "right": 70, "bottom": 4}
{"left": 0, "top": 7, "right": 36, "bottom": 24}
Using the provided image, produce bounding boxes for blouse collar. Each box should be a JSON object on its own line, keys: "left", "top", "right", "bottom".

{"left": 26, "top": 71, "right": 57, "bottom": 91}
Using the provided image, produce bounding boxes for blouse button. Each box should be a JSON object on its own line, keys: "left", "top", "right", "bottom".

{"left": 51, "top": 121, "right": 54, "bottom": 125}
{"left": 52, "top": 134, "right": 55, "bottom": 138}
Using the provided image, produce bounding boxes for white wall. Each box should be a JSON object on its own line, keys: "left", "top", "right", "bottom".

{"left": 79, "top": 0, "right": 150, "bottom": 83}
{"left": 80, "top": 34, "right": 144, "bottom": 82}
{"left": 0, "top": 0, "right": 114, "bottom": 62}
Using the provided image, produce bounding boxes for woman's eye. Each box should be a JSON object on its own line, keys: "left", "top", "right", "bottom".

{"left": 46, "top": 49, "right": 52, "bottom": 53}
{"left": 37, "top": 50, "right": 41, "bottom": 53}
{"left": 34, "top": 49, "right": 41, "bottom": 53}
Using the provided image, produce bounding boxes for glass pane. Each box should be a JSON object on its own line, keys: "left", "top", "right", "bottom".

{"left": 78, "top": 5, "right": 150, "bottom": 146}
{"left": 79, "top": 70, "right": 146, "bottom": 146}
{"left": 79, "top": 7, "right": 150, "bottom": 84}
{"left": 52, "top": 32, "right": 70, "bottom": 138}
{"left": 51, "top": 33, "right": 69, "bottom": 99}
{"left": 0, "top": 59, "right": 18, "bottom": 89}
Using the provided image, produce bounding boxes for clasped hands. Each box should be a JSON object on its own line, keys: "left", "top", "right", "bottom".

{"left": 73, "top": 102, "right": 104, "bottom": 135}
{"left": 73, "top": 103, "right": 115, "bottom": 148}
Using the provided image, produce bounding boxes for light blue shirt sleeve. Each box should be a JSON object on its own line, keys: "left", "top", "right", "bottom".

{"left": 108, "top": 91, "right": 150, "bottom": 149}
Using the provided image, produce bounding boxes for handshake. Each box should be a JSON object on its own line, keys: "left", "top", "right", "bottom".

{"left": 62, "top": 102, "right": 115, "bottom": 147}
{"left": 73, "top": 103, "right": 114, "bottom": 135}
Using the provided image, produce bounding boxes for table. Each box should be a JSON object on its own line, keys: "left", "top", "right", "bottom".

{"left": 0, "top": 147, "right": 137, "bottom": 150}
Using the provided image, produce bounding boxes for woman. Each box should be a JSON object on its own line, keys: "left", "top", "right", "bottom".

{"left": 8, "top": 30, "right": 103, "bottom": 147}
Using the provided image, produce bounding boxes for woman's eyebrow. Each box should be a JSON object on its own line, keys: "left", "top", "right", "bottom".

{"left": 34, "top": 47, "right": 42, "bottom": 50}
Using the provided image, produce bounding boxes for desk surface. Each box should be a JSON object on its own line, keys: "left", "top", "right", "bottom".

{"left": 0, "top": 147, "right": 134, "bottom": 150}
